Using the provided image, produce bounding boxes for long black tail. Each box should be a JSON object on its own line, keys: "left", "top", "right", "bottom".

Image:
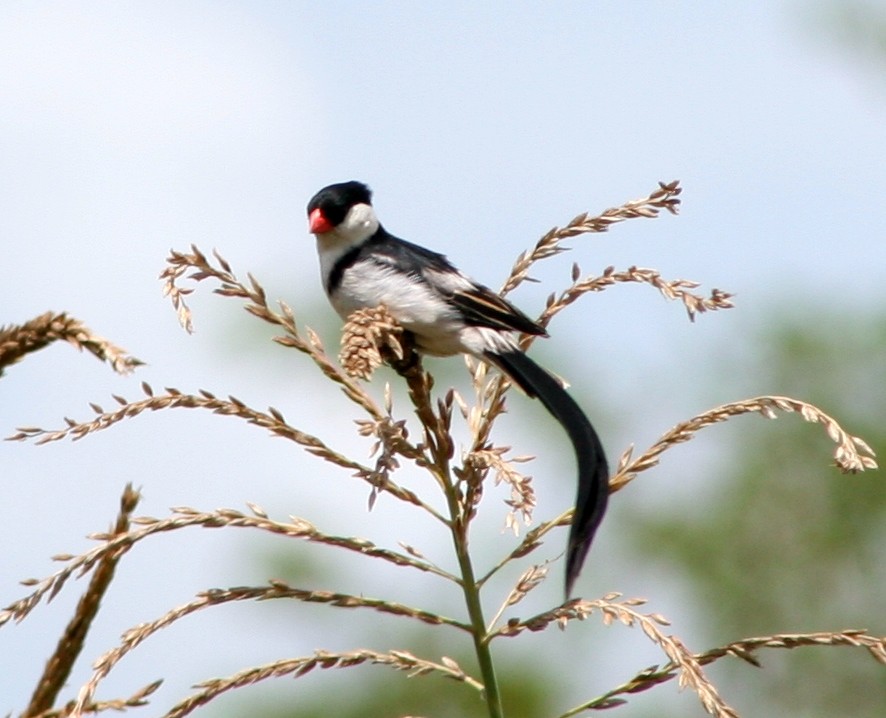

{"left": 485, "top": 349, "right": 609, "bottom": 598}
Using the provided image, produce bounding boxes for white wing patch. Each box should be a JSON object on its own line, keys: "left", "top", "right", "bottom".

{"left": 331, "top": 262, "right": 518, "bottom": 357}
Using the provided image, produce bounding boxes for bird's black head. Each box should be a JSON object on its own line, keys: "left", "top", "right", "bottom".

{"left": 307, "top": 181, "right": 373, "bottom": 230}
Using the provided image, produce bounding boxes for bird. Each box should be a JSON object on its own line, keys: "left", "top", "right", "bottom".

{"left": 307, "top": 180, "right": 609, "bottom": 597}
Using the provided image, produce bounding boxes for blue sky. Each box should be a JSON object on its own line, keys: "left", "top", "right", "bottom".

{"left": 1, "top": 2, "right": 883, "bottom": 714}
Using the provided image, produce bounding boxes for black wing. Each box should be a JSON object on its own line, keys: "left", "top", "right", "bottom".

{"left": 449, "top": 285, "right": 546, "bottom": 336}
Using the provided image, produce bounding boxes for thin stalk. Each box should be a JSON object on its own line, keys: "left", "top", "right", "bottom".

{"left": 449, "top": 511, "right": 504, "bottom": 718}
{"left": 396, "top": 354, "right": 504, "bottom": 718}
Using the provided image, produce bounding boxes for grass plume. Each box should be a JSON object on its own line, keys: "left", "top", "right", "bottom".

{"left": 3, "top": 181, "right": 880, "bottom": 717}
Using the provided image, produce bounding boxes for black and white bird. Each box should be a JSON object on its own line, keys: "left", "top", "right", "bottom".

{"left": 307, "top": 180, "right": 609, "bottom": 597}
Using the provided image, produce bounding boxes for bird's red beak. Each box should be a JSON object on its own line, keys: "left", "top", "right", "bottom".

{"left": 309, "top": 207, "right": 334, "bottom": 234}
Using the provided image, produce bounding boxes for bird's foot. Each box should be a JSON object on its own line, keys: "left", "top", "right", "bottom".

{"left": 381, "top": 331, "right": 421, "bottom": 376}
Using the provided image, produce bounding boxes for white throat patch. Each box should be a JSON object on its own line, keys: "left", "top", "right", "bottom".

{"left": 314, "top": 202, "right": 380, "bottom": 290}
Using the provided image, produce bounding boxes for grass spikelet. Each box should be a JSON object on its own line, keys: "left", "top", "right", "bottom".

{"left": 339, "top": 305, "right": 405, "bottom": 380}
{"left": 0, "top": 312, "right": 143, "bottom": 377}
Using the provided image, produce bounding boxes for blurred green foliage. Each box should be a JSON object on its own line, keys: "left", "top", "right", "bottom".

{"left": 629, "top": 308, "right": 886, "bottom": 717}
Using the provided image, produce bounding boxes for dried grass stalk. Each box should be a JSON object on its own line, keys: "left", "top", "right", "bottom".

{"left": 483, "top": 393, "right": 877, "bottom": 582}
{"left": 23, "top": 485, "right": 141, "bottom": 717}
{"left": 537, "top": 265, "right": 734, "bottom": 331}
{"left": 6, "top": 385, "right": 440, "bottom": 515}
{"left": 501, "top": 181, "right": 682, "bottom": 296}
{"left": 0, "top": 311, "right": 142, "bottom": 377}
{"left": 160, "top": 245, "right": 383, "bottom": 420}
{"left": 493, "top": 594, "right": 739, "bottom": 718}
{"left": 29, "top": 681, "right": 162, "bottom": 718}
{"left": 75, "top": 581, "right": 470, "bottom": 711}
{"left": 160, "top": 650, "right": 483, "bottom": 718}
{"left": 571, "top": 629, "right": 886, "bottom": 714}
{"left": 462, "top": 184, "right": 718, "bottom": 523}
{"left": 466, "top": 448, "right": 536, "bottom": 531}
{"left": 523, "top": 393, "right": 874, "bottom": 532}
{"left": 356, "top": 413, "right": 436, "bottom": 511}
{"left": 0, "top": 506, "right": 456, "bottom": 630}
{"left": 487, "top": 563, "right": 551, "bottom": 630}
{"left": 611, "top": 395, "right": 878, "bottom": 493}
{"left": 478, "top": 512, "right": 573, "bottom": 586}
